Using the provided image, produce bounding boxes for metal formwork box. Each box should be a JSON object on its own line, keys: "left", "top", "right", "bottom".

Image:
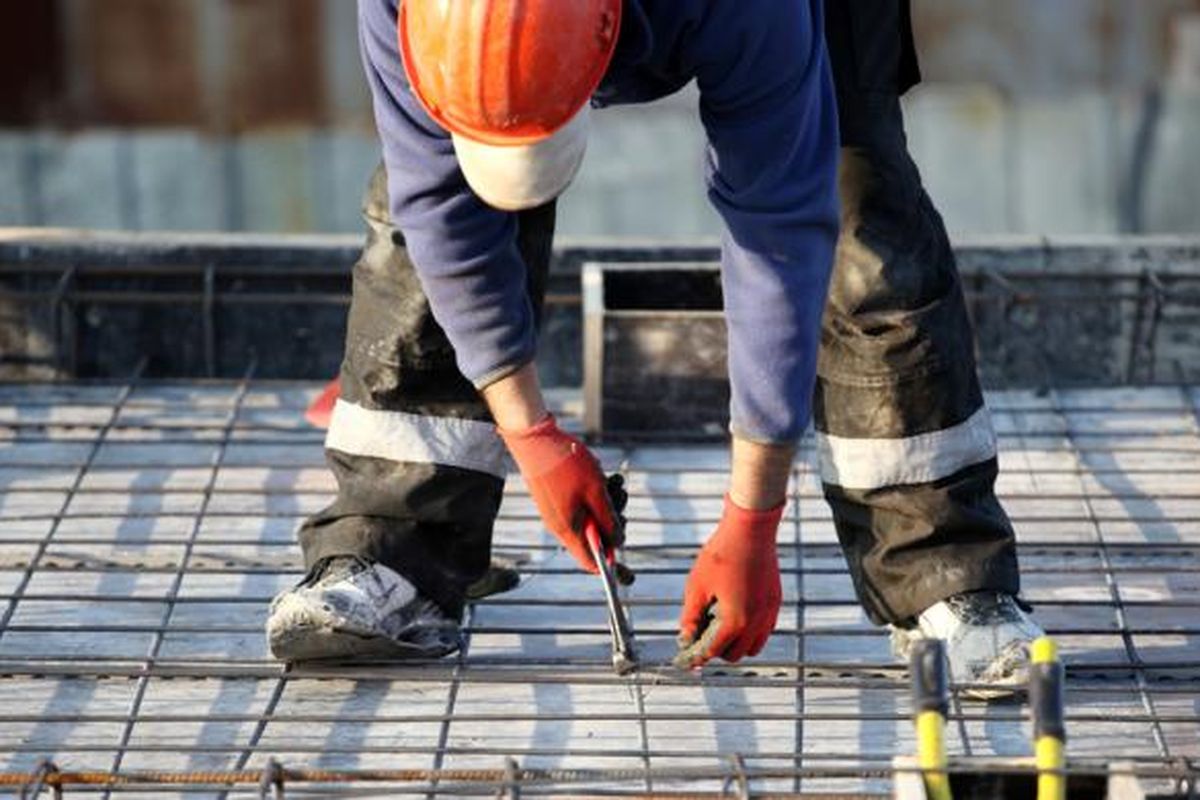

{"left": 582, "top": 243, "right": 1200, "bottom": 439}
{"left": 891, "top": 758, "right": 1192, "bottom": 799}
{"left": 583, "top": 261, "right": 729, "bottom": 438}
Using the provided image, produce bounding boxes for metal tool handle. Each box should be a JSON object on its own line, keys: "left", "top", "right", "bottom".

{"left": 585, "top": 521, "right": 614, "bottom": 567}
{"left": 584, "top": 520, "right": 638, "bottom": 674}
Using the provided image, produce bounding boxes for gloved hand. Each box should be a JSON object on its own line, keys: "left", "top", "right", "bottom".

{"left": 675, "top": 494, "right": 783, "bottom": 668}
{"left": 498, "top": 414, "right": 623, "bottom": 574}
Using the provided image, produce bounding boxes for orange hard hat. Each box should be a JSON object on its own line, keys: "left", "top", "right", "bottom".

{"left": 398, "top": 0, "right": 622, "bottom": 146}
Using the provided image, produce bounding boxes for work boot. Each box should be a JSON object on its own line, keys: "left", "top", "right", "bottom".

{"left": 890, "top": 591, "right": 1044, "bottom": 700}
{"left": 266, "top": 556, "right": 461, "bottom": 662}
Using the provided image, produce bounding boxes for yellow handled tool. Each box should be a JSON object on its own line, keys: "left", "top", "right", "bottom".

{"left": 1030, "top": 637, "right": 1066, "bottom": 800}
{"left": 910, "top": 639, "right": 953, "bottom": 800}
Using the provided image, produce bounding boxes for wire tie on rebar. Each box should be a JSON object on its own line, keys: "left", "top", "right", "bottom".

{"left": 721, "top": 753, "right": 750, "bottom": 800}
{"left": 20, "top": 759, "right": 59, "bottom": 800}
{"left": 259, "top": 757, "right": 285, "bottom": 799}
{"left": 496, "top": 756, "right": 521, "bottom": 799}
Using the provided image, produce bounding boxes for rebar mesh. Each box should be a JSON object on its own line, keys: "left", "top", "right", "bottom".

{"left": 1, "top": 375, "right": 1198, "bottom": 797}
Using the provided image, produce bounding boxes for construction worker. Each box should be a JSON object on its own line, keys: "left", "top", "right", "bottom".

{"left": 267, "top": 0, "right": 1043, "bottom": 694}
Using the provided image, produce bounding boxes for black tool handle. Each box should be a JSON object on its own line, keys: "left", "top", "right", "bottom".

{"left": 910, "top": 638, "right": 949, "bottom": 716}
{"left": 1030, "top": 659, "right": 1066, "bottom": 741}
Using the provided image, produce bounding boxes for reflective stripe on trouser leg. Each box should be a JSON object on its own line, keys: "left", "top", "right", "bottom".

{"left": 297, "top": 164, "right": 556, "bottom": 619}
{"left": 325, "top": 399, "right": 507, "bottom": 479}
{"left": 816, "top": 406, "right": 996, "bottom": 491}
{"left": 819, "top": 10, "right": 1019, "bottom": 625}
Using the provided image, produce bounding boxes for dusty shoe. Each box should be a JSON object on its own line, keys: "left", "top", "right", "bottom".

{"left": 890, "top": 592, "right": 1043, "bottom": 700}
{"left": 266, "top": 556, "right": 461, "bottom": 662}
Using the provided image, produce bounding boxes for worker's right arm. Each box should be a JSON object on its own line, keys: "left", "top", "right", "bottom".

{"left": 358, "top": 0, "right": 538, "bottom": 391}
{"left": 357, "top": 0, "right": 619, "bottom": 570}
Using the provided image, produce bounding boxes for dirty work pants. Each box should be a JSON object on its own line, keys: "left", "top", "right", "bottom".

{"left": 297, "top": 167, "right": 555, "bottom": 620}
{"left": 298, "top": 0, "right": 1019, "bottom": 626}
{"left": 816, "top": 0, "right": 1019, "bottom": 623}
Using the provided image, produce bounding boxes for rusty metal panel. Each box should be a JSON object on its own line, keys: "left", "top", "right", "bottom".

{"left": 0, "top": 2, "right": 65, "bottom": 125}
{"left": 912, "top": 0, "right": 1111, "bottom": 92}
{"left": 321, "top": 0, "right": 373, "bottom": 126}
{"left": 76, "top": 0, "right": 202, "bottom": 126}
{"left": 911, "top": 0, "right": 1200, "bottom": 93}
{"left": 224, "top": 0, "right": 325, "bottom": 131}
{"left": 9, "top": 0, "right": 1200, "bottom": 130}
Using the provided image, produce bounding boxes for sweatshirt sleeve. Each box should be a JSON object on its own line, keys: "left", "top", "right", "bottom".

{"left": 358, "top": 0, "right": 537, "bottom": 389}
{"left": 695, "top": 0, "right": 840, "bottom": 443}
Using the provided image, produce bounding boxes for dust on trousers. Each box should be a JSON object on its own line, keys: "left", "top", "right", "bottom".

{"left": 298, "top": 0, "right": 1020, "bottom": 625}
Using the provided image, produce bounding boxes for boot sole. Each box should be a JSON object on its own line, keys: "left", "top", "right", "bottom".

{"left": 269, "top": 622, "right": 459, "bottom": 663}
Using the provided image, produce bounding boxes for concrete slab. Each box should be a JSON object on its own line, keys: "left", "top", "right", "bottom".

{"left": 121, "top": 677, "right": 280, "bottom": 772}
{"left": 253, "top": 677, "right": 449, "bottom": 771}
{"left": 0, "top": 678, "right": 137, "bottom": 773}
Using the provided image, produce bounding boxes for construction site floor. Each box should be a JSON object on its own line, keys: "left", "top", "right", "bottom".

{"left": 0, "top": 380, "right": 1198, "bottom": 798}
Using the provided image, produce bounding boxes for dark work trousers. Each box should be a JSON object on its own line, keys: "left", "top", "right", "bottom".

{"left": 299, "top": 0, "right": 1019, "bottom": 627}
{"left": 817, "top": 0, "right": 1020, "bottom": 624}
{"left": 297, "top": 166, "right": 556, "bottom": 620}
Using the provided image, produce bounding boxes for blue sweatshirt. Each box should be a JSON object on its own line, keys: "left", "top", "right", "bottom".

{"left": 359, "top": 0, "right": 839, "bottom": 443}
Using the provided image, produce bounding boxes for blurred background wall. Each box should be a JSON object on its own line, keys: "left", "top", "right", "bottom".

{"left": 1, "top": 0, "right": 1198, "bottom": 237}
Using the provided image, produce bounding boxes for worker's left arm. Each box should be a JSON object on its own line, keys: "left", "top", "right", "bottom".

{"left": 676, "top": 0, "right": 840, "bottom": 667}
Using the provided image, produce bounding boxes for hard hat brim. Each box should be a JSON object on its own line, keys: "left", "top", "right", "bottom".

{"left": 452, "top": 107, "right": 590, "bottom": 212}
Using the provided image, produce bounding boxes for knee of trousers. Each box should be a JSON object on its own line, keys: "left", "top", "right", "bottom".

{"left": 823, "top": 145, "right": 972, "bottom": 371}
{"left": 820, "top": 251, "right": 974, "bottom": 388}
{"left": 339, "top": 219, "right": 485, "bottom": 414}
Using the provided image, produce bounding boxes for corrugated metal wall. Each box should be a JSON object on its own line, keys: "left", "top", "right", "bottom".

{"left": 913, "top": 0, "right": 1200, "bottom": 93}
{"left": 1, "top": 0, "right": 370, "bottom": 130}
{"left": 0, "top": 1, "right": 1198, "bottom": 236}
{"left": 5, "top": 0, "right": 1200, "bottom": 127}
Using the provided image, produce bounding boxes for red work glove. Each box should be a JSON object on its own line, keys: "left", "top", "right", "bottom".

{"left": 498, "top": 414, "right": 622, "bottom": 573}
{"left": 675, "top": 495, "right": 783, "bottom": 668}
